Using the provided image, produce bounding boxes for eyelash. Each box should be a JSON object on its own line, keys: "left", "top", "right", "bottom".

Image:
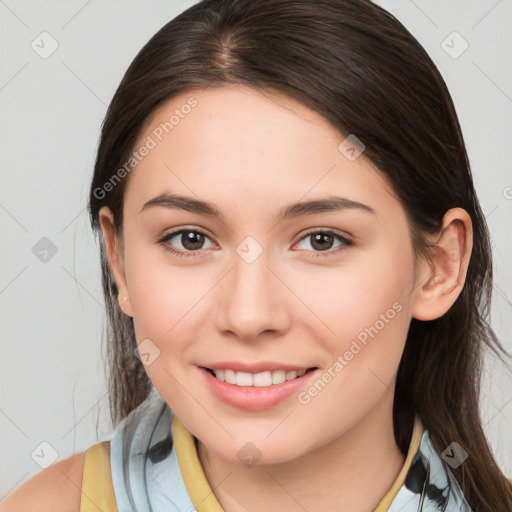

{"left": 158, "top": 228, "right": 353, "bottom": 259}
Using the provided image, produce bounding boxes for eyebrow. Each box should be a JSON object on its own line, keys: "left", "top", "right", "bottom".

{"left": 139, "top": 193, "right": 376, "bottom": 222}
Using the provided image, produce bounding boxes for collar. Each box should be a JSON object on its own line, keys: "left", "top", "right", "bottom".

{"left": 173, "top": 414, "right": 469, "bottom": 512}
{"left": 107, "top": 385, "right": 472, "bottom": 512}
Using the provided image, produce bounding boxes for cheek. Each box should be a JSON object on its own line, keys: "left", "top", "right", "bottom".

{"left": 129, "top": 267, "right": 208, "bottom": 341}
{"left": 305, "top": 248, "right": 412, "bottom": 391}
{"left": 124, "top": 248, "right": 210, "bottom": 403}
{"left": 123, "top": 240, "right": 220, "bottom": 376}
{"left": 301, "top": 249, "right": 412, "bottom": 345}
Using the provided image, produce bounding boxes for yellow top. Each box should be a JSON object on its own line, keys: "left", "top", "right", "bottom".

{"left": 79, "top": 441, "right": 118, "bottom": 512}
{"left": 80, "top": 415, "right": 424, "bottom": 512}
{"left": 374, "top": 416, "right": 424, "bottom": 510}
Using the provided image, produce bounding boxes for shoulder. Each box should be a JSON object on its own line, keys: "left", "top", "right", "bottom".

{"left": 0, "top": 450, "right": 86, "bottom": 512}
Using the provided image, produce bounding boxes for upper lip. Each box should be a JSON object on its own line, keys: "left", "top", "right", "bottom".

{"left": 199, "top": 361, "right": 317, "bottom": 373}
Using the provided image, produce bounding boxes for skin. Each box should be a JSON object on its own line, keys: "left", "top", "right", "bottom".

{"left": 0, "top": 451, "right": 85, "bottom": 511}
{"left": 99, "top": 85, "right": 473, "bottom": 512}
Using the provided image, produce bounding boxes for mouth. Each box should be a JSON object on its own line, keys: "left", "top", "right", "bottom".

{"left": 199, "top": 364, "right": 320, "bottom": 410}
{"left": 201, "top": 367, "right": 318, "bottom": 387}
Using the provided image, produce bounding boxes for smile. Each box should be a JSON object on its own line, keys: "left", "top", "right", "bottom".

{"left": 199, "top": 365, "right": 319, "bottom": 410}
{"left": 205, "top": 368, "right": 314, "bottom": 387}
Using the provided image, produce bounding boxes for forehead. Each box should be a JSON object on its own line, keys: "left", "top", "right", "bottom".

{"left": 123, "top": 85, "right": 397, "bottom": 218}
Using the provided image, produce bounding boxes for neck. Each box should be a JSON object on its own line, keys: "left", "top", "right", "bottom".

{"left": 196, "top": 394, "right": 407, "bottom": 512}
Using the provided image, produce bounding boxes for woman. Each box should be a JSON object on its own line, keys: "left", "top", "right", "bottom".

{"left": 3, "top": 0, "right": 511, "bottom": 510}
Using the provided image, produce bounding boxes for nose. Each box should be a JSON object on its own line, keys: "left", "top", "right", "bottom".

{"left": 215, "top": 247, "right": 290, "bottom": 342}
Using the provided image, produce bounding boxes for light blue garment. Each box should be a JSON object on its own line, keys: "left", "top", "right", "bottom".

{"left": 109, "top": 386, "right": 473, "bottom": 512}
{"left": 110, "top": 387, "right": 196, "bottom": 512}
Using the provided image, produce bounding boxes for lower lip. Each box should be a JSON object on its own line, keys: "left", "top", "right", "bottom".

{"left": 199, "top": 367, "right": 317, "bottom": 411}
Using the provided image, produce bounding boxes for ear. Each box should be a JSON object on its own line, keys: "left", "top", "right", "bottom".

{"left": 411, "top": 207, "right": 473, "bottom": 321}
{"left": 98, "top": 206, "right": 133, "bottom": 317}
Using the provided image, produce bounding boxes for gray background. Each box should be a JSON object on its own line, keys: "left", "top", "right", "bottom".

{"left": 1, "top": 0, "right": 511, "bottom": 497}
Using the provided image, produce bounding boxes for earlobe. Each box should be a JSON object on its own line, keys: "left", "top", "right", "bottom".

{"left": 98, "top": 206, "right": 133, "bottom": 317}
{"left": 412, "top": 208, "right": 473, "bottom": 321}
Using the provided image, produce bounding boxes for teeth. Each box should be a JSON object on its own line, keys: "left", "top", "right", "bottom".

{"left": 212, "top": 368, "right": 309, "bottom": 386}
{"left": 272, "top": 370, "right": 287, "bottom": 385}
{"left": 236, "top": 371, "right": 253, "bottom": 386}
{"left": 254, "top": 370, "right": 272, "bottom": 387}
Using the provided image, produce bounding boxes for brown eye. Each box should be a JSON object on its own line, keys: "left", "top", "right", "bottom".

{"left": 309, "top": 232, "right": 335, "bottom": 251}
{"left": 179, "top": 231, "right": 206, "bottom": 250}
{"left": 159, "top": 228, "right": 215, "bottom": 257}
{"left": 295, "top": 230, "right": 353, "bottom": 258}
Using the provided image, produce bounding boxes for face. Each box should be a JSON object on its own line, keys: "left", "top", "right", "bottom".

{"left": 100, "top": 85, "right": 427, "bottom": 465}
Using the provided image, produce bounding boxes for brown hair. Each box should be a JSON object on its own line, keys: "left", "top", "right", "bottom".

{"left": 87, "top": 0, "right": 512, "bottom": 508}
